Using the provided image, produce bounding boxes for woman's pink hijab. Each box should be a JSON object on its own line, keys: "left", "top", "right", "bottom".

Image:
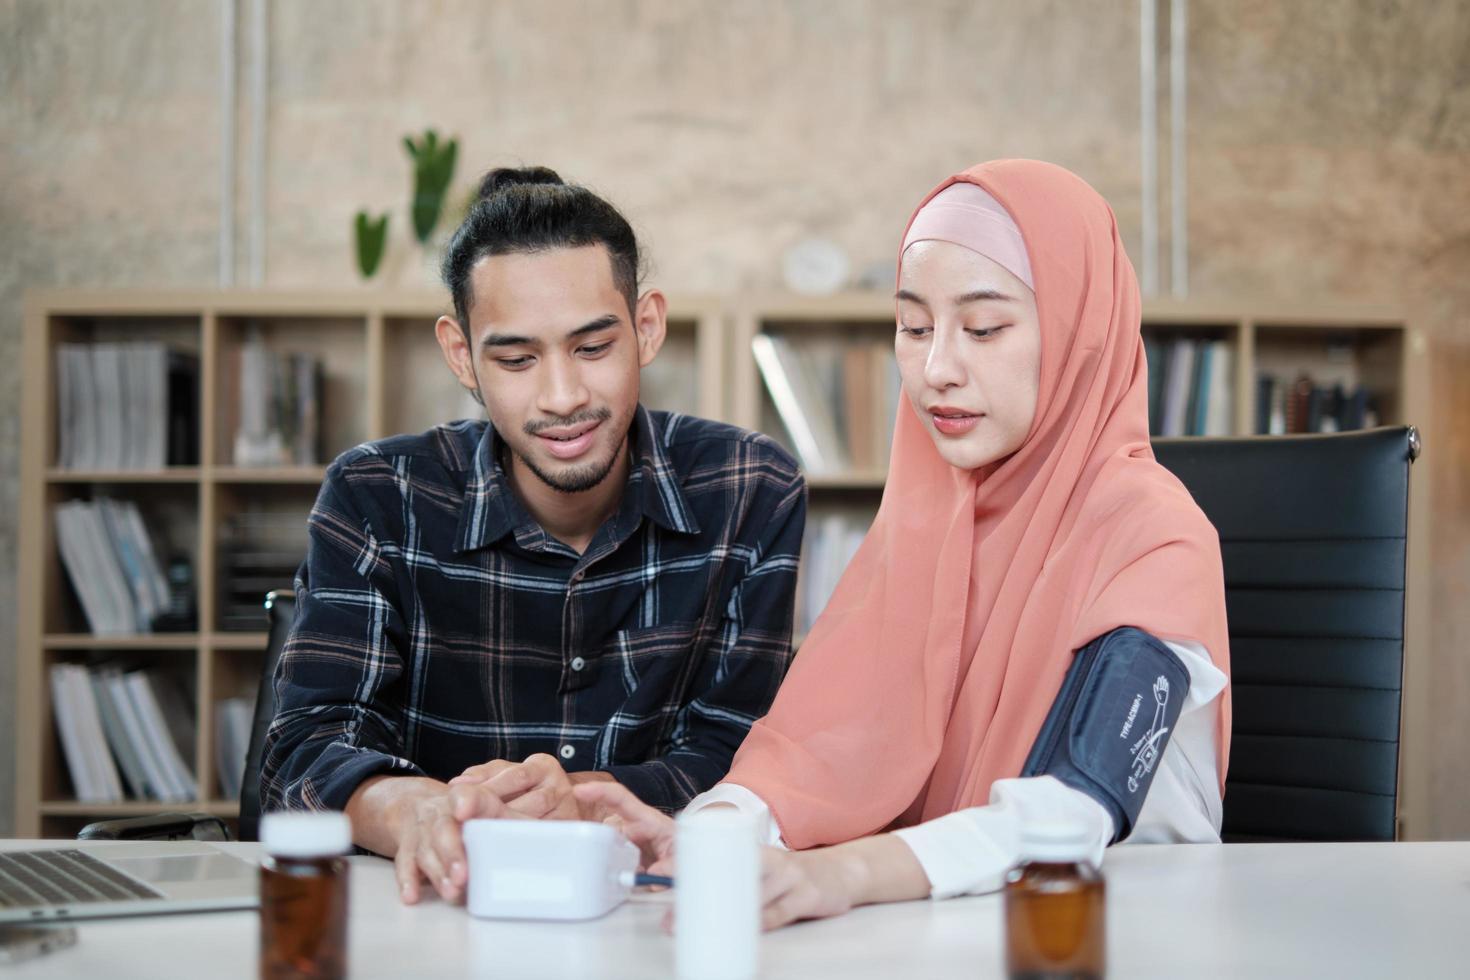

{"left": 725, "top": 160, "right": 1231, "bottom": 850}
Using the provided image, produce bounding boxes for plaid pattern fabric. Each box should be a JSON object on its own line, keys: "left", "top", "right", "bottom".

{"left": 260, "top": 407, "right": 806, "bottom": 814}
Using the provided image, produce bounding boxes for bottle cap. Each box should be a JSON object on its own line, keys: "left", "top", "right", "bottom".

{"left": 260, "top": 811, "right": 352, "bottom": 858}
{"left": 1017, "top": 819, "right": 1095, "bottom": 864}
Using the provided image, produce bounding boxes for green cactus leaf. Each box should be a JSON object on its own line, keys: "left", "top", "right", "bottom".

{"left": 354, "top": 210, "right": 389, "bottom": 278}
{"left": 405, "top": 128, "right": 460, "bottom": 243}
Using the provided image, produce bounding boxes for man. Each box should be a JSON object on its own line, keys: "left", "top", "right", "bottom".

{"left": 261, "top": 167, "right": 805, "bottom": 905}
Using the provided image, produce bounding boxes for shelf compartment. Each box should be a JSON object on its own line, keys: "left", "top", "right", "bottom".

{"left": 213, "top": 314, "right": 369, "bottom": 467}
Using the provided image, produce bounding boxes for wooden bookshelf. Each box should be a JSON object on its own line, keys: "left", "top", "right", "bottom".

{"left": 38, "top": 799, "right": 240, "bottom": 818}
{"left": 45, "top": 468, "right": 204, "bottom": 484}
{"left": 208, "top": 466, "right": 329, "bottom": 485}
{"left": 17, "top": 289, "right": 1432, "bottom": 840}
{"left": 43, "top": 634, "right": 202, "bottom": 651}
{"left": 16, "top": 289, "right": 722, "bottom": 837}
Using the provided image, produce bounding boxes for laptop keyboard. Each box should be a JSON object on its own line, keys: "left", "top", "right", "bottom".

{"left": 0, "top": 850, "right": 164, "bottom": 907}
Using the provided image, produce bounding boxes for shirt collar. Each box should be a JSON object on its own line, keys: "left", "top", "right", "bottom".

{"left": 454, "top": 405, "right": 700, "bottom": 554}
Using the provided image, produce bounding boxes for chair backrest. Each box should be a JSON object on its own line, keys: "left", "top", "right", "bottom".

{"left": 238, "top": 589, "right": 296, "bottom": 842}
{"left": 1152, "top": 426, "right": 1417, "bottom": 842}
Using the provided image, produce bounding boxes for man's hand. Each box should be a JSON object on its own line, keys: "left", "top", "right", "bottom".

{"left": 571, "top": 780, "right": 676, "bottom": 875}
{"left": 448, "top": 754, "right": 614, "bottom": 821}
{"left": 345, "top": 775, "right": 517, "bottom": 905}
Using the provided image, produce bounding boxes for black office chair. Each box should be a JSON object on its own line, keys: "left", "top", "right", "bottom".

{"left": 1153, "top": 426, "right": 1419, "bottom": 842}
{"left": 78, "top": 589, "right": 296, "bottom": 842}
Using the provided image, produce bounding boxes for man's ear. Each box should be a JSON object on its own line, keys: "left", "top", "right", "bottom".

{"left": 631, "top": 289, "right": 668, "bottom": 368}
{"left": 434, "top": 314, "right": 482, "bottom": 400}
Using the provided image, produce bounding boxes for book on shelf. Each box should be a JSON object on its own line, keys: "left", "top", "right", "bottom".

{"left": 54, "top": 498, "right": 194, "bottom": 634}
{"left": 752, "top": 334, "right": 843, "bottom": 474}
{"left": 102, "top": 669, "right": 190, "bottom": 802}
{"left": 1255, "top": 373, "right": 1378, "bottom": 435}
{"left": 231, "top": 327, "right": 324, "bottom": 467}
{"left": 89, "top": 670, "right": 148, "bottom": 800}
{"left": 1203, "top": 342, "right": 1235, "bottom": 437}
{"left": 797, "top": 512, "right": 869, "bottom": 636}
{"left": 50, "top": 663, "right": 196, "bottom": 804}
{"left": 1146, "top": 336, "right": 1234, "bottom": 437}
{"left": 129, "top": 670, "right": 197, "bottom": 801}
{"left": 752, "top": 333, "right": 900, "bottom": 475}
{"left": 1142, "top": 334, "right": 1165, "bottom": 435}
{"left": 49, "top": 663, "right": 124, "bottom": 803}
{"left": 54, "top": 342, "right": 200, "bottom": 471}
{"left": 215, "top": 696, "right": 256, "bottom": 799}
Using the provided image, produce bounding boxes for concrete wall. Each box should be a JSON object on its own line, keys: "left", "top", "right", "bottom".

{"left": 3, "top": 0, "right": 1467, "bottom": 837}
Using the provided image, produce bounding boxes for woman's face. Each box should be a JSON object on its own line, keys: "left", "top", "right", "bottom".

{"left": 895, "top": 240, "right": 1041, "bottom": 471}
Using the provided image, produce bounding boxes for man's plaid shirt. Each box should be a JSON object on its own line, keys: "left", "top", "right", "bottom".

{"left": 260, "top": 407, "right": 806, "bottom": 813}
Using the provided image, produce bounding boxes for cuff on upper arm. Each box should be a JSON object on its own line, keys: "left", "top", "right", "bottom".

{"left": 1020, "top": 627, "right": 1191, "bottom": 842}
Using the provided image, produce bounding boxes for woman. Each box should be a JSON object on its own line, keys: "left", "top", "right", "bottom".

{"left": 582, "top": 158, "right": 1231, "bottom": 930}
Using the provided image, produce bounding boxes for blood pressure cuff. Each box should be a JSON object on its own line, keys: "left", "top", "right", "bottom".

{"left": 1019, "top": 627, "right": 1190, "bottom": 843}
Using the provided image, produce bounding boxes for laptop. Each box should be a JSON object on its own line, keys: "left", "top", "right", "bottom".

{"left": 0, "top": 842, "right": 258, "bottom": 923}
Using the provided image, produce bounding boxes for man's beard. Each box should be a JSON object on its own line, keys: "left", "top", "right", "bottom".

{"left": 515, "top": 407, "right": 624, "bottom": 494}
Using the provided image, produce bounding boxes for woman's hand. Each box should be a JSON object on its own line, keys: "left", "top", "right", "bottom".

{"left": 572, "top": 781, "right": 677, "bottom": 876}
{"left": 759, "top": 847, "right": 867, "bottom": 930}
{"left": 760, "top": 835, "right": 933, "bottom": 930}
{"left": 579, "top": 783, "right": 934, "bottom": 932}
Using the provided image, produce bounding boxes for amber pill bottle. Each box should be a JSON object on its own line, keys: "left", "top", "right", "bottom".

{"left": 259, "top": 811, "right": 352, "bottom": 980}
{"left": 1004, "top": 821, "right": 1106, "bottom": 980}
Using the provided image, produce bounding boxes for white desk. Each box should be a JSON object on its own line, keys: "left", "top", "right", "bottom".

{"left": 3, "top": 840, "right": 1468, "bottom": 978}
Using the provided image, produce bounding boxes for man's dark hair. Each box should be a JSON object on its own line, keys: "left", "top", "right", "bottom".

{"left": 441, "top": 166, "right": 643, "bottom": 336}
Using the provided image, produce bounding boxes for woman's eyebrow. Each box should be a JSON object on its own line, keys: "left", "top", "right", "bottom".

{"left": 895, "top": 288, "right": 1016, "bottom": 307}
{"left": 954, "top": 288, "right": 1015, "bottom": 305}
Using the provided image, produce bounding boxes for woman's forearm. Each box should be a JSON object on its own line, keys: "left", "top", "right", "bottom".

{"left": 836, "top": 833, "right": 933, "bottom": 907}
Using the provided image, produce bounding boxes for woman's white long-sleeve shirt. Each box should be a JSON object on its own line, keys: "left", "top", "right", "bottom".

{"left": 684, "top": 639, "right": 1227, "bottom": 899}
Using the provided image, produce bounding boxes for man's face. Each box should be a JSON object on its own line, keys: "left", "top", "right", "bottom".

{"left": 437, "top": 245, "right": 664, "bottom": 494}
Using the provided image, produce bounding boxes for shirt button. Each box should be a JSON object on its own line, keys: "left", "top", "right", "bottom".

{"left": 570, "top": 656, "right": 586, "bottom": 672}
{"left": 559, "top": 744, "right": 576, "bottom": 761}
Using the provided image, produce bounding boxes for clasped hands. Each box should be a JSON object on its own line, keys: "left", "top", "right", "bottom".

{"left": 400, "top": 757, "right": 870, "bottom": 930}
{"left": 390, "top": 753, "right": 609, "bottom": 904}
{"left": 448, "top": 752, "right": 611, "bottom": 821}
